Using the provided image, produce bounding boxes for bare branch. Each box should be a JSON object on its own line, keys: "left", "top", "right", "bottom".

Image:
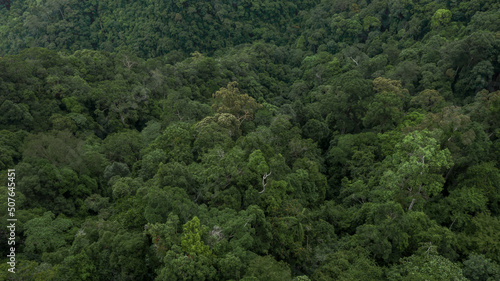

{"left": 259, "top": 171, "right": 272, "bottom": 194}
{"left": 175, "top": 110, "right": 183, "bottom": 121}
{"left": 122, "top": 55, "right": 137, "bottom": 70}
{"left": 408, "top": 198, "right": 416, "bottom": 211}
{"left": 349, "top": 56, "right": 359, "bottom": 66}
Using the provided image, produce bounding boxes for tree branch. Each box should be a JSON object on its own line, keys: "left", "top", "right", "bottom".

{"left": 408, "top": 198, "right": 416, "bottom": 211}
{"left": 349, "top": 56, "right": 358, "bottom": 66}
{"left": 259, "top": 171, "right": 271, "bottom": 194}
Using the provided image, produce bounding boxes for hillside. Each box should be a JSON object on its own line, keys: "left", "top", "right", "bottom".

{"left": 0, "top": 0, "right": 499, "bottom": 280}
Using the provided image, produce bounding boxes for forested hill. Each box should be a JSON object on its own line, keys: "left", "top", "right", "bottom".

{"left": 1, "top": 0, "right": 500, "bottom": 280}
{"left": 0, "top": 0, "right": 498, "bottom": 58}
{"left": 0, "top": 0, "right": 319, "bottom": 57}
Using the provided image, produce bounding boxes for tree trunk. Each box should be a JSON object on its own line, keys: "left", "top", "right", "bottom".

{"left": 408, "top": 198, "right": 416, "bottom": 211}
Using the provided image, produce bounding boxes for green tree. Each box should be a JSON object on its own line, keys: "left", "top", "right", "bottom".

{"left": 212, "top": 82, "right": 262, "bottom": 123}
{"left": 381, "top": 130, "right": 453, "bottom": 211}
{"left": 410, "top": 89, "right": 446, "bottom": 113}
{"left": 248, "top": 149, "right": 270, "bottom": 194}
{"left": 145, "top": 122, "right": 194, "bottom": 164}
{"left": 312, "top": 248, "right": 383, "bottom": 281}
{"left": 137, "top": 149, "right": 167, "bottom": 180}
{"left": 243, "top": 255, "right": 292, "bottom": 281}
{"left": 431, "top": 9, "right": 452, "bottom": 30}
{"left": 363, "top": 91, "right": 405, "bottom": 132}
{"left": 22, "top": 130, "right": 86, "bottom": 173}
{"left": 54, "top": 251, "right": 97, "bottom": 281}
{"left": 458, "top": 213, "right": 500, "bottom": 262}
{"left": 324, "top": 71, "right": 372, "bottom": 134}
{"left": 462, "top": 254, "right": 500, "bottom": 281}
{"left": 102, "top": 130, "right": 143, "bottom": 167}
{"left": 0, "top": 129, "right": 27, "bottom": 170}
{"left": 143, "top": 186, "right": 197, "bottom": 224}
{"left": 181, "top": 216, "right": 212, "bottom": 257}
{"left": 23, "top": 211, "right": 74, "bottom": 260}
{"left": 388, "top": 248, "right": 467, "bottom": 281}
{"left": 156, "top": 247, "right": 217, "bottom": 281}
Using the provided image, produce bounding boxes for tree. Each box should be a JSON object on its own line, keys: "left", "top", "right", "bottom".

{"left": 107, "top": 231, "right": 149, "bottom": 279}
{"left": 154, "top": 162, "right": 197, "bottom": 199}
{"left": 193, "top": 116, "right": 235, "bottom": 154}
{"left": 138, "top": 149, "right": 167, "bottom": 180}
{"left": 23, "top": 211, "right": 74, "bottom": 260}
{"left": 431, "top": 9, "right": 452, "bottom": 30}
{"left": 181, "top": 216, "right": 212, "bottom": 257}
{"left": 468, "top": 90, "right": 500, "bottom": 133}
{"left": 0, "top": 1, "right": 499, "bottom": 279}
{"left": 443, "top": 186, "right": 488, "bottom": 231}
{"left": 327, "top": 132, "right": 381, "bottom": 195}
{"left": 380, "top": 130, "right": 453, "bottom": 211}
{"left": 54, "top": 251, "right": 97, "bottom": 281}
{"left": 143, "top": 186, "right": 197, "bottom": 224}
{"left": 0, "top": 129, "right": 27, "bottom": 170}
{"left": 16, "top": 159, "right": 95, "bottom": 216}
{"left": 247, "top": 149, "right": 271, "bottom": 193}
{"left": 111, "top": 177, "right": 141, "bottom": 200}
{"left": 288, "top": 157, "right": 327, "bottom": 207}
{"left": 156, "top": 247, "right": 217, "bottom": 281}
{"left": 212, "top": 82, "right": 262, "bottom": 124}
{"left": 145, "top": 122, "right": 194, "bottom": 164}
{"left": 301, "top": 52, "right": 341, "bottom": 85}
{"left": 92, "top": 78, "right": 149, "bottom": 130}
{"left": 456, "top": 162, "right": 500, "bottom": 215}
{"left": 197, "top": 113, "right": 241, "bottom": 139}
{"left": 103, "top": 162, "right": 130, "bottom": 183}
{"left": 363, "top": 91, "right": 405, "bottom": 132}
{"left": 312, "top": 248, "right": 383, "bottom": 281}
{"left": 351, "top": 202, "right": 410, "bottom": 263}
{"left": 410, "top": 89, "right": 446, "bottom": 113}
{"left": 102, "top": 130, "right": 143, "bottom": 167}
{"left": 0, "top": 100, "right": 34, "bottom": 130}
{"left": 324, "top": 71, "right": 372, "bottom": 134}
{"left": 0, "top": 0, "right": 11, "bottom": 10}
{"left": 462, "top": 254, "right": 500, "bottom": 281}
{"left": 22, "top": 130, "right": 85, "bottom": 173}
{"left": 159, "top": 91, "right": 212, "bottom": 123}
{"left": 269, "top": 115, "right": 301, "bottom": 155}
{"left": 458, "top": 213, "right": 500, "bottom": 262}
{"left": 301, "top": 119, "right": 330, "bottom": 148}
{"left": 146, "top": 213, "right": 180, "bottom": 259}
{"left": 243, "top": 255, "right": 292, "bottom": 281}
{"left": 0, "top": 260, "right": 57, "bottom": 280}
{"left": 388, "top": 248, "right": 467, "bottom": 281}
{"left": 217, "top": 253, "right": 245, "bottom": 281}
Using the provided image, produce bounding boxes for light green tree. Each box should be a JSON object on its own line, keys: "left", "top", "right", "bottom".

{"left": 431, "top": 9, "right": 452, "bottom": 30}
{"left": 181, "top": 216, "right": 213, "bottom": 258}
{"left": 381, "top": 130, "right": 453, "bottom": 211}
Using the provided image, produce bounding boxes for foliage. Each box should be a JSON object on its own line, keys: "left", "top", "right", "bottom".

{"left": 388, "top": 248, "right": 467, "bottom": 281}
{"left": 1, "top": 0, "right": 499, "bottom": 279}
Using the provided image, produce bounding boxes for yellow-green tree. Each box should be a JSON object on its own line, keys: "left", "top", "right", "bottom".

{"left": 181, "top": 216, "right": 213, "bottom": 258}
{"left": 212, "top": 82, "right": 262, "bottom": 123}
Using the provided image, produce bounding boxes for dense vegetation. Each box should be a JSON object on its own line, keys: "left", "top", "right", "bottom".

{"left": 0, "top": 0, "right": 499, "bottom": 280}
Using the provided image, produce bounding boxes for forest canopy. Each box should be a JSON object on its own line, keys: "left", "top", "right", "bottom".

{"left": 0, "top": 0, "right": 499, "bottom": 280}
